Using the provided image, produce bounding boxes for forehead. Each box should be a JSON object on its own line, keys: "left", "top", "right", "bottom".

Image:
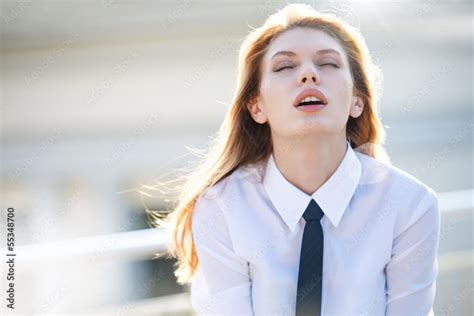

{"left": 265, "top": 27, "right": 347, "bottom": 61}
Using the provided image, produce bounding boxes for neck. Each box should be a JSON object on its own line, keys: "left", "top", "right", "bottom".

{"left": 271, "top": 133, "right": 348, "bottom": 195}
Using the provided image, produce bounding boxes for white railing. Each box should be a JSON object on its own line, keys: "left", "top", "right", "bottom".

{"left": 13, "top": 226, "right": 170, "bottom": 272}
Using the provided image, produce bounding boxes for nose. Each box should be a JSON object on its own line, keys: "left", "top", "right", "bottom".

{"left": 298, "top": 65, "right": 320, "bottom": 85}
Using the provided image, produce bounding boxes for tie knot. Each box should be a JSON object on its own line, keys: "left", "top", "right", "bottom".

{"left": 303, "top": 199, "right": 324, "bottom": 222}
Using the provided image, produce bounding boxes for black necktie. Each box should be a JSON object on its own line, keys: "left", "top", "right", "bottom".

{"left": 296, "top": 198, "right": 325, "bottom": 316}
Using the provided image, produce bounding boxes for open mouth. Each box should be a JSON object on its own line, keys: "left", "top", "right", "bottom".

{"left": 293, "top": 89, "right": 328, "bottom": 109}
{"left": 297, "top": 96, "right": 326, "bottom": 107}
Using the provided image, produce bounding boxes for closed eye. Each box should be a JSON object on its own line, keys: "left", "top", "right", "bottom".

{"left": 321, "top": 63, "right": 339, "bottom": 68}
{"left": 274, "top": 65, "right": 294, "bottom": 72}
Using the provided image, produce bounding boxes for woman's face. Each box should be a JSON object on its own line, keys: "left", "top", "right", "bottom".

{"left": 248, "top": 27, "right": 363, "bottom": 139}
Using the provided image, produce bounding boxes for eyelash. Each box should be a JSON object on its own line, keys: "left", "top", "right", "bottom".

{"left": 274, "top": 63, "right": 339, "bottom": 72}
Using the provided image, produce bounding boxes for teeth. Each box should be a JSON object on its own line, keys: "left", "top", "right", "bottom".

{"left": 300, "top": 96, "right": 321, "bottom": 103}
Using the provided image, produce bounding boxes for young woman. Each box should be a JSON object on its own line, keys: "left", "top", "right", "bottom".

{"left": 158, "top": 3, "right": 440, "bottom": 315}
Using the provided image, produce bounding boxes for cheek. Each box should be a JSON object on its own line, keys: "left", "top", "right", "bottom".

{"left": 259, "top": 79, "right": 272, "bottom": 99}
{"left": 333, "top": 74, "right": 354, "bottom": 105}
{"left": 260, "top": 72, "right": 288, "bottom": 94}
{"left": 260, "top": 75, "right": 290, "bottom": 109}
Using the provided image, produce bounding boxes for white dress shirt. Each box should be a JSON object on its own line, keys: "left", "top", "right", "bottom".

{"left": 190, "top": 141, "right": 440, "bottom": 315}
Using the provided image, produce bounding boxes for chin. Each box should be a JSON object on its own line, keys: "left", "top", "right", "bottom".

{"left": 297, "top": 117, "right": 333, "bottom": 130}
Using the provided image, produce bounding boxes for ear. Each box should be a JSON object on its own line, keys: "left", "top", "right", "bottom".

{"left": 246, "top": 96, "right": 267, "bottom": 124}
{"left": 349, "top": 94, "right": 364, "bottom": 119}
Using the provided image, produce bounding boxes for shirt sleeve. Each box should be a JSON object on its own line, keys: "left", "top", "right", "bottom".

{"left": 190, "top": 190, "right": 253, "bottom": 315}
{"left": 385, "top": 189, "right": 441, "bottom": 315}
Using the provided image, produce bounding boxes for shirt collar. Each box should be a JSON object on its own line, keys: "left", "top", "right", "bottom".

{"left": 262, "top": 140, "right": 362, "bottom": 232}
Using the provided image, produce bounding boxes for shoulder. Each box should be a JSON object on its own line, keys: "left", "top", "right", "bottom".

{"left": 192, "top": 161, "right": 265, "bottom": 231}
{"left": 195, "top": 160, "right": 265, "bottom": 211}
{"left": 355, "top": 150, "right": 437, "bottom": 198}
{"left": 354, "top": 151, "right": 439, "bottom": 234}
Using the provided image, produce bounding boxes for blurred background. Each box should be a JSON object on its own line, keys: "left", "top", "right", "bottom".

{"left": 1, "top": 0, "right": 472, "bottom": 315}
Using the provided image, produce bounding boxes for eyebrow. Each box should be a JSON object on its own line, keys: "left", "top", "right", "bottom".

{"left": 270, "top": 48, "right": 342, "bottom": 60}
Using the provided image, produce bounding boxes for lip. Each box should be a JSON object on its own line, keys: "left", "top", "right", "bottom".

{"left": 296, "top": 104, "right": 326, "bottom": 112}
{"left": 293, "top": 88, "right": 328, "bottom": 108}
